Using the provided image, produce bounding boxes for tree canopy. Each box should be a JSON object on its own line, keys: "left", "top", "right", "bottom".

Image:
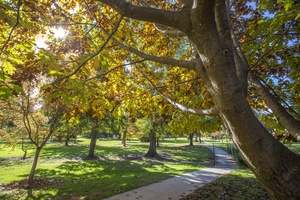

{"left": 1, "top": 0, "right": 300, "bottom": 198}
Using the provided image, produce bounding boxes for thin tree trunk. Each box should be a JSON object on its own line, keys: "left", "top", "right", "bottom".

{"left": 195, "top": 132, "right": 198, "bottom": 142}
{"left": 122, "top": 131, "right": 127, "bottom": 147}
{"left": 122, "top": 117, "right": 129, "bottom": 147}
{"left": 74, "top": 136, "right": 77, "bottom": 144}
{"left": 65, "top": 136, "right": 70, "bottom": 146}
{"left": 145, "top": 131, "right": 158, "bottom": 157}
{"left": 22, "top": 136, "right": 27, "bottom": 159}
{"left": 87, "top": 126, "right": 97, "bottom": 158}
{"left": 156, "top": 137, "right": 160, "bottom": 147}
{"left": 189, "top": 133, "right": 193, "bottom": 146}
{"left": 22, "top": 150, "right": 27, "bottom": 160}
{"left": 199, "top": 133, "right": 202, "bottom": 143}
{"left": 28, "top": 147, "right": 42, "bottom": 184}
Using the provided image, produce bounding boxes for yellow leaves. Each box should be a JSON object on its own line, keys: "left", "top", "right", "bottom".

{"left": 49, "top": 70, "right": 64, "bottom": 76}
{"left": 3, "top": 61, "right": 15, "bottom": 75}
{"left": 93, "top": 56, "right": 101, "bottom": 69}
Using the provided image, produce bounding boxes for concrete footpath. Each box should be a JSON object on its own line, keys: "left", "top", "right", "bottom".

{"left": 104, "top": 145, "right": 237, "bottom": 200}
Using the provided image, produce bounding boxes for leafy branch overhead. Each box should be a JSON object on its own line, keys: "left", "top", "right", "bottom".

{"left": 1, "top": 0, "right": 300, "bottom": 199}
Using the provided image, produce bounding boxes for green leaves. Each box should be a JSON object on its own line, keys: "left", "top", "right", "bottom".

{"left": 280, "top": 0, "right": 294, "bottom": 11}
{"left": 49, "top": 70, "right": 64, "bottom": 76}
{"left": 0, "top": 80, "right": 23, "bottom": 99}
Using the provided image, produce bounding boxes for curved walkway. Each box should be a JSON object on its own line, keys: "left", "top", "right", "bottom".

{"left": 104, "top": 144, "right": 237, "bottom": 200}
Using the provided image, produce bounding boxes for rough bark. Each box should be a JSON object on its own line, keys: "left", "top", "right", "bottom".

{"left": 188, "top": 1, "right": 300, "bottom": 199}
{"left": 87, "top": 126, "right": 98, "bottom": 158}
{"left": 249, "top": 74, "right": 300, "bottom": 141}
{"left": 97, "top": 0, "right": 191, "bottom": 33}
{"left": 145, "top": 130, "right": 158, "bottom": 157}
{"left": 28, "top": 147, "right": 41, "bottom": 183}
{"left": 98, "top": 0, "right": 300, "bottom": 198}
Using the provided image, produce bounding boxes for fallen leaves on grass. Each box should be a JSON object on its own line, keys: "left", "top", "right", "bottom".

{"left": 1, "top": 178, "right": 63, "bottom": 190}
{"left": 181, "top": 173, "right": 271, "bottom": 200}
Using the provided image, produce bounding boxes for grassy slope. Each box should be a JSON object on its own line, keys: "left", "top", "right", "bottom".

{"left": 181, "top": 138, "right": 300, "bottom": 200}
{"left": 0, "top": 138, "right": 211, "bottom": 200}
{"left": 182, "top": 169, "right": 271, "bottom": 200}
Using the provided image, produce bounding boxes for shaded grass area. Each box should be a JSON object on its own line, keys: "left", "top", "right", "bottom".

{"left": 185, "top": 138, "right": 300, "bottom": 200}
{"left": 181, "top": 169, "right": 271, "bottom": 200}
{"left": 0, "top": 138, "right": 211, "bottom": 200}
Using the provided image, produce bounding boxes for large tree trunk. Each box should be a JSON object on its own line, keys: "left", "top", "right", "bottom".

{"left": 87, "top": 126, "right": 98, "bottom": 158}
{"left": 145, "top": 130, "right": 158, "bottom": 157}
{"left": 217, "top": 87, "right": 300, "bottom": 199}
{"left": 189, "top": 2, "right": 300, "bottom": 199}
{"left": 28, "top": 147, "right": 42, "bottom": 184}
{"left": 249, "top": 73, "right": 300, "bottom": 141}
{"left": 97, "top": 1, "right": 300, "bottom": 198}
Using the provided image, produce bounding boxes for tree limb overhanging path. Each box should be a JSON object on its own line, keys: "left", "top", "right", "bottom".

{"left": 104, "top": 145, "right": 237, "bottom": 200}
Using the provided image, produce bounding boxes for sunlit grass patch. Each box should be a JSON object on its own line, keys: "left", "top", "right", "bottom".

{"left": 0, "top": 137, "right": 211, "bottom": 199}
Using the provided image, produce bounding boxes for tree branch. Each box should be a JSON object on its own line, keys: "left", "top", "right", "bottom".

{"left": 152, "top": 23, "right": 186, "bottom": 37}
{"left": 85, "top": 59, "right": 146, "bottom": 82}
{"left": 0, "top": 0, "right": 21, "bottom": 56}
{"left": 95, "top": 24, "right": 195, "bottom": 70}
{"left": 248, "top": 21, "right": 294, "bottom": 71}
{"left": 94, "top": 23, "right": 195, "bottom": 70}
{"left": 256, "top": 75, "right": 300, "bottom": 118}
{"left": 249, "top": 73, "right": 300, "bottom": 141}
{"left": 97, "top": 0, "right": 191, "bottom": 33}
{"left": 115, "top": 39, "right": 196, "bottom": 70}
{"left": 137, "top": 0, "right": 186, "bottom": 37}
{"left": 224, "top": 0, "right": 248, "bottom": 93}
{"left": 51, "top": 16, "right": 123, "bottom": 86}
{"left": 135, "top": 65, "right": 217, "bottom": 116}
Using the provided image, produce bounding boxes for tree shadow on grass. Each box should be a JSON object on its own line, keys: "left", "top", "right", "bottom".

{"left": 0, "top": 141, "right": 213, "bottom": 199}
{"left": 54, "top": 160, "right": 176, "bottom": 199}
{"left": 1, "top": 158, "right": 184, "bottom": 200}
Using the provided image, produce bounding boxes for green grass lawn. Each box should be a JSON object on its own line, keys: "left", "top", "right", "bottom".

{"left": 0, "top": 138, "right": 212, "bottom": 200}
{"left": 1, "top": 137, "right": 298, "bottom": 200}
